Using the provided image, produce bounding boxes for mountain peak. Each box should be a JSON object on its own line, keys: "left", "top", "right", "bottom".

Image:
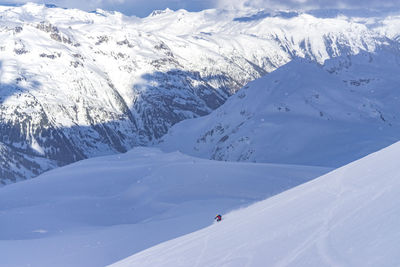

{"left": 149, "top": 8, "right": 174, "bottom": 17}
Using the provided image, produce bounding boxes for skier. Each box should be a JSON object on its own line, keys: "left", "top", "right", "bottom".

{"left": 215, "top": 214, "right": 222, "bottom": 222}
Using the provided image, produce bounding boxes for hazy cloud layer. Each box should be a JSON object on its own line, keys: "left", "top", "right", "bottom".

{"left": 217, "top": 0, "right": 400, "bottom": 10}
{"left": 1, "top": 0, "right": 400, "bottom": 17}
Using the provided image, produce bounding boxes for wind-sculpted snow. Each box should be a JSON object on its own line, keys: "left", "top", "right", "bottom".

{"left": 0, "top": 3, "right": 397, "bottom": 183}
{"left": 110, "top": 142, "right": 400, "bottom": 267}
{"left": 161, "top": 49, "right": 400, "bottom": 167}
{"left": 0, "top": 147, "right": 328, "bottom": 266}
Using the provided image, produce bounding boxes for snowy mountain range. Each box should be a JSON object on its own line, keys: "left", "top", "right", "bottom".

{"left": 2, "top": 4, "right": 400, "bottom": 266}
{"left": 160, "top": 49, "right": 400, "bottom": 167}
{"left": 1, "top": 3, "right": 399, "bottom": 183}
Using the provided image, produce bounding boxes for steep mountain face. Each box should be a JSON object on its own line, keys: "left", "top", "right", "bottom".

{"left": 160, "top": 48, "right": 400, "bottom": 167}
{"left": 0, "top": 142, "right": 56, "bottom": 184}
{"left": 0, "top": 3, "right": 396, "bottom": 183}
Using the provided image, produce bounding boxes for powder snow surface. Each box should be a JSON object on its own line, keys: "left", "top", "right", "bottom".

{"left": 111, "top": 142, "right": 400, "bottom": 267}
{"left": 0, "top": 147, "right": 327, "bottom": 267}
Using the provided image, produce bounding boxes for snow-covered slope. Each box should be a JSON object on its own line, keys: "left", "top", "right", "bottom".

{"left": 161, "top": 49, "right": 400, "bottom": 167}
{"left": 110, "top": 141, "right": 400, "bottom": 267}
{"left": 0, "top": 3, "right": 395, "bottom": 183}
{"left": 0, "top": 146, "right": 327, "bottom": 267}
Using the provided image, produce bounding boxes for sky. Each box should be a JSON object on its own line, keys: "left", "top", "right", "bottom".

{"left": 0, "top": 0, "right": 399, "bottom": 17}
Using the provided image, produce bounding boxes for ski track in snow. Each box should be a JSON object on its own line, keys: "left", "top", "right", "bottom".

{"left": 194, "top": 233, "right": 210, "bottom": 267}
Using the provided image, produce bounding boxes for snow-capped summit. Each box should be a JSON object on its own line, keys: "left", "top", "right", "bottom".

{"left": 149, "top": 8, "right": 174, "bottom": 17}
{"left": 0, "top": 3, "right": 399, "bottom": 183}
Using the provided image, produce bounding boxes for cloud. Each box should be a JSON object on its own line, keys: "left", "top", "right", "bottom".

{"left": 0, "top": 0, "right": 102, "bottom": 11}
{"left": 217, "top": 0, "right": 400, "bottom": 10}
{"left": 1, "top": 0, "right": 400, "bottom": 17}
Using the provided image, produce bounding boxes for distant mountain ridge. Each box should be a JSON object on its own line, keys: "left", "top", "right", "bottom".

{"left": 0, "top": 3, "right": 399, "bottom": 183}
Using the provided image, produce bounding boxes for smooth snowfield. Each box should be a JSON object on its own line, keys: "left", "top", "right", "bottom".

{"left": 0, "top": 147, "right": 327, "bottom": 267}
{"left": 111, "top": 142, "right": 400, "bottom": 267}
